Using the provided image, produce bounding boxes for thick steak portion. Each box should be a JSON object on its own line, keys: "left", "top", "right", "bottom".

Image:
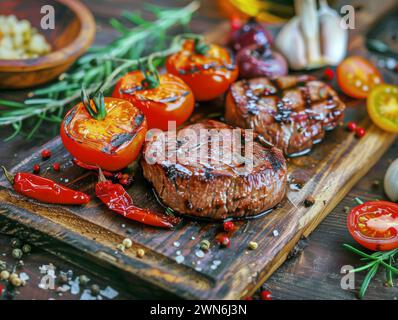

{"left": 225, "top": 75, "right": 345, "bottom": 156}
{"left": 141, "top": 120, "right": 287, "bottom": 220}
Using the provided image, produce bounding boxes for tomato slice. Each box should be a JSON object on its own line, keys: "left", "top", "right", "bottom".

{"left": 337, "top": 56, "right": 383, "bottom": 99}
{"left": 367, "top": 84, "right": 398, "bottom": 133}
{"left": 347, "top": 201, "right": 398, "bottom": 251}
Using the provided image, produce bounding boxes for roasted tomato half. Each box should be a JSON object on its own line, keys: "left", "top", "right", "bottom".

{"left": 61, "top": 97, "right": 147, "bottom": 172}
{"left": 166, "top": 39, "right": 239, "bottom": 101}
{"left": 347, "top": 201, "right": 398, "bottom": 251}
{"left": 113, "top": 71, "right": 194, "bottom": 131}
{"left": 337, "top": 56, "right": 383, "bottom": 99}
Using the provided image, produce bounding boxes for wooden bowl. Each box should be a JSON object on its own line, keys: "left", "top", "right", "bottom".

{"left": 0, "top": 0, "right": 96, "bottom": 89}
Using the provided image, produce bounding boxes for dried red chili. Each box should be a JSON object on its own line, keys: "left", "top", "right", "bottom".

{"left": 1, "top": 166, "right": 90, "bottom": 205}
{"left": 95, "top": 169, "right": 180, "bottom": 228}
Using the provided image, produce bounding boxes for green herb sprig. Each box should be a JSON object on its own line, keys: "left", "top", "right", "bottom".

{"left": 0, "top": 1, "right": 200, "bottom": 140}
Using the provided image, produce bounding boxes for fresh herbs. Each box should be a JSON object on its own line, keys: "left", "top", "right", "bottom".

{"left": 0, "top": 1, "right": 199, "bottom": 139}
{"left": 342, "top": 244, "right": 398, "bottom": 299}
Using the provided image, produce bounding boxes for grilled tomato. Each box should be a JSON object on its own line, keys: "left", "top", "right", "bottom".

{"left": 367, "top": 84, "right": 398, "bottom": 133}
{"left": 113, "top": 70, "right": 194, "bottom": 131}
{"left": 337, "top": 56, "right": 383, "bottom": 99}
{"left": 60, "top": 91, "right": 147, "bottom": 172}
{"left": 347, "top": 201, "right": 398, "bottom": 251}
{"left": 166, "top": 39, "right": 238, "bottom": 101}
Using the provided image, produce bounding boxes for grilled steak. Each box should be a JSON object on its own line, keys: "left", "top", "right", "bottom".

{"left": 225, "top": 75, "right": 345, "bottom": 156}
{"left": 141, "top": 120, "right": 287, "bottom": 220}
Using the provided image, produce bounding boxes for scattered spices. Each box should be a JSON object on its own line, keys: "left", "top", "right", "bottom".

{"left": 52, "top": 162, "right": 61, "bottom": 172}
{"left": 199, "top": 240, "right": 210, "bottom": 251}
{"left": 41, "top": 149, "right": 52, "bottom": 160}
{"left": 346, "top": 121, "right": 357, "bottom": 132}
{"left": 90, "top": 284, "right": 101, "bottom": 296}
{"left": 323, "top": 68, "right": 335, "bottom": 81}
{"left": 79, "top": 275, "right": 90, "bottom": 286}
{"left": 344, "top": 206, "right": 350, "bottom": 214}
{"left": 16, "top": 260, "right": 24, "bottom": 269}
{"left": 223, "top": 221, "right": 235, "bottom": 232}
{"left": 260, "top": 290, "right": 272, "bottom": 300}
{"left": 11, "top": 238, "right": 22, "bottom": 248}
{"left": 22, "top": 244, "right": 31, "bottom": 254}
{"left": 248, "top": 241, "right": 258, "bottom": 250}
{"left": 371, "top": 179, "right": 380, "bottom": 189}
{"left": 195, "top": 249, "right": 205, "bottom": 258}
{"left": 355, "top": 127, "right": 366, "bottom": 138}
{"left": 216, "top": 235, "right": 230, "bottom": 248}
{"left": 1, "top": 166, "right": 90, "bottom": 205}
{"left": 273, "top": 229, "right": 279, "bottom": 237}
{"left": 136, "top": 248, "right": 145, "bottom": 258}
{"left": 10, "top": 276, "right": 22, "bottom": 287}
{"left": 33, "top": 164, "right": 40, "bottom": 174}
{"left": 116, "top": 244, "right": 125, "bottom": 252}
{"left": 11, "top": 248, "right": 23, "bottom": 259}
{"left": 304, "top": 195, "right": 315, "bottom": 207}
{"left": 122, "top": 238, "right": 132, "bottom": 249}
{"left": 0, "top": 270, "right": 10, "bottom": 280}
{"left": 175, "top": 255, "right": 185, "bottom": 264}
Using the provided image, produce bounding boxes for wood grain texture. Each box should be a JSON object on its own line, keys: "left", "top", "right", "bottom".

{"left": 0, "top": 0, "right": 397, "bottom": 300}
{"left": 0, "top": 0, "right": 96, "bottom": 89}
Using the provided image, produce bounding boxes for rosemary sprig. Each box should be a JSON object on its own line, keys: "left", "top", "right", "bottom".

{"left": 343, "top": 243, "right": 398, "bottom": 299}
{"left": 0, "top": 1, "right": 200, "bottom": 139}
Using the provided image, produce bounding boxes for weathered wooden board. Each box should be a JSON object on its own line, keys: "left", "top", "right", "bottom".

{"left": 0, "top": 21, "right": 397, "bottom": 300}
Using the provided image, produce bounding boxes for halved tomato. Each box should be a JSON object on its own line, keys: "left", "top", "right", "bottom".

{"left": 367, "top": 84, "right": 398, "bottom": 133}
{"left": 337, "top": 56, "right": 383, "bottom": 99}
{"left": 347, "top": 201, "right": 398, "bottom": 251}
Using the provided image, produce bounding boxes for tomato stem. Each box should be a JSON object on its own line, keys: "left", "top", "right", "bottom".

{"left": 81, "top": 86, "right": 107, "bottom": 121}
{"left": 1, "top": 166, "right": 14, "bottom": 185}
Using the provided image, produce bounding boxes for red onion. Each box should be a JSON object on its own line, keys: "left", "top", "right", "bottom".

{"left": 236, "top": 44, "right": 288, "bottom": 79}
{"left": 230, "top": 17, "right": 273, "bottom": 52}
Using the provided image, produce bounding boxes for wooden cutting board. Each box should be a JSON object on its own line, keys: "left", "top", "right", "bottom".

{"left": 0, "top": 22, "right": 397, "bottom": 300}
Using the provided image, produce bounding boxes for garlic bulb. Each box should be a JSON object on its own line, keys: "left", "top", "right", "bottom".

{"left": 275, "top": 0, "right": 348, "bottom": 70}
{"left": 384, "top": 159, "right": 398, "bottom": 202}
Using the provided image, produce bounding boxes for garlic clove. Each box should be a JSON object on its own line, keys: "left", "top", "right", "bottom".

{"left": 384, "top": 158, "right": 398, "bottom": 202}
{"left": 319, "top": 0, "right": 348, "bottom": 66}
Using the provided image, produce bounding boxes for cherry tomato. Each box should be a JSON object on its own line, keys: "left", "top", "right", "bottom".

{"left": 113, "top": 71, "right": 194, "bottom": 131}
{"left": 337, "top": 56, "right": 383, "bottom": 99}
{"left": 367, "top": 84, "right": 398, "bottom": 133}
{"left": 166, "top": 39, "right": 238, "bottom": 101}
{"left": 60, "top": 98, "right": 147, "bottom": 172}
{"left": 347, "top": 201, "right": 398, "bottom": 251}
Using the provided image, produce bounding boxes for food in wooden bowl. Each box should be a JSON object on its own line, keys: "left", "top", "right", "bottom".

{"left": 141, "top": 120, "right": 287, "bottom": 220}
{"left": 225, "top": 75, "right": 345, "bottom": 157}
{"left": 0, "top": 0, "right": 96, "bottom": 89}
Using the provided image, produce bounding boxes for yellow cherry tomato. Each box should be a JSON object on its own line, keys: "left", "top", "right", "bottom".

{"left": 367, "top": 84, "right": 398, "bottom": 133}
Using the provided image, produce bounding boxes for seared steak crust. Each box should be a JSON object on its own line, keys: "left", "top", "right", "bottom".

{"left": 141, "top": 120, "right": 287, "bottom": 220}
{"left": 225, "top": 75, "right": 345, "bottom": 156}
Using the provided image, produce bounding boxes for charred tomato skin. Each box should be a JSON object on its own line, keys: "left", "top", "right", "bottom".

{"left": 166, "top": 40, "right": 239, "bottom": 101}
{"left": 113, "top": 71, "right": 194, "bottom": 131}
{"left": 347, "top": 201, "right": 398, "bottom": 251}
{"left": 60, "top": 97, "right": 147, "bottom": 172}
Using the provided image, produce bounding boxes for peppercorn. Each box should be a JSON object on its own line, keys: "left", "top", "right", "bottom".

{"left": 223, "top": 221, "right": 235, "bottom": 232}
{"left": 0, "top": 270, "right": 10, "bottom": 280}
{"left": 137, "top": 248, "right": 145, "bottom": 258}
{"left": 41, "top": 149, "right": 52, "bottom": 160}
{"left": 122, "top": 238, "right": 132, "bottom": 249}
{"left": 346, "top": 121, "right": 357, "bottom": 132}
{"left": 304, "top": 196, "right": 315, "bottom": 207}
{"left": 9, "top": 273, "right": 18, "bottom": 281}
{"left": 355, "top": 127, "right": 366, "bottom": 138}
{"left": 16, "top": 260, "right": 24, "bottom": 269}
{"left": 199, "top": 240, "right": 210, "bottom": 251}
{"left": 11, "top": 238, "right": 22, "bottom": 248}
{"left": 53, "top": 162, "right": 61, "bottom": 172}
{"left": 22, "top": 244, "right": 31, "bottom": 254}
{"left": 116, "top": 244, "right": 125, "bottom": 252}
{"left": 12, "top": 248, "right": 23, "bottom": 259}
{"left": 260, "top": 290, "right": 272, "bottom": 300}
{"left": 248, "top": 241, "right": 258, "bottom": 250}
{"left": 79, "top": 275, "right": 90, "bottom": 286}
{"left": 217, "top": 235, "right": 230, "bottom": 248}
{"left": 91, "top": 284, "right": 100, "bottom": 296}
{"left": 33, "top": 164, "right": 40, "bottom": 174}
{"left": 323, "top": 68, "right": 335, "bottom": 81}
{"left": 10, "top": 276, "right": 22, "bottom": 287}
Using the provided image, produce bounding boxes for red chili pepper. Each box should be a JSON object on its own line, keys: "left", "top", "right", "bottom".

{"left": 95, "top": 168, "right": 180, "bottom": 228}
{"left": 41, "top": 149, "right": 52, "bottom": 160}
{"left": 73, "top": 158, "right": 114, "bottom": 177}
{"left": 1, "top": 166, "right": 90, "bottom": 205}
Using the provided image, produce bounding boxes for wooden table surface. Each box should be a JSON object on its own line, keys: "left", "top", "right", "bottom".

{"left": 0, "top": 0, "right": 398, "bottom": 300}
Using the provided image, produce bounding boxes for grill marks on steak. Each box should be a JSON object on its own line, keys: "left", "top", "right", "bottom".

{"left": 141, "top": 120, "right": 287, "bottom": 219}
{"left": 225, "top": 75, "right": 345, "bottom": 156}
